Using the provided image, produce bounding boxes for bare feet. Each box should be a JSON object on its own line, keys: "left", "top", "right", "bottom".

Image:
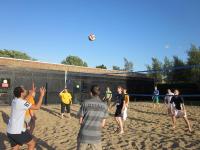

{"left": 189, "top": 127, "right": 192, "bottom": 132}
{"left": 119, "top": 130, "right": 124, "bottom": 134}
{"left": 61, "top": 114, "right": 64, "bottom": 119}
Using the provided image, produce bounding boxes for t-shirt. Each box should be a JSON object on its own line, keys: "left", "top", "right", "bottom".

{"left": 153, "top": 90, "right": 159, "bottom": 96}
{"left": 7, "top": 98, "right": 32, "bottom": 134}
{"left": 170, "top": 96, "right": 184, "bottom": 110}
{"left": 124, "top": 94, "right": 129, "bottom": 104}
{"left": 77, "top": 97, "right": 108, "bottom": 144}
{"left": 164, "top": 92, "right": 174, "bottom": 104}
{"left": 105, "top": 91, "right": 112, "bottom": 100}
{"left": 116, "top": 94, "right": 124, "bottom": 110}
{"left": 59, "top": 92, "right": 72, "bottom": 104}
{"left": 25, "top": 96, "right": 35, "bottom": 117}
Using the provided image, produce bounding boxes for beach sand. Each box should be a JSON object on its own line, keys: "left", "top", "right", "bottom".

{"left": 1, "top": 102, "right": 200, "bottom": 150}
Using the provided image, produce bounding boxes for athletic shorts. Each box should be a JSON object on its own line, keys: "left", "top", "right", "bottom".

{"left": 174, "top": 110, "right": 186, "bottom": 118}
{"left": 7, "top": 130, "right": 33, "bottom": 147}
{"left": 115, "top": 107, "right": 122, "bottom": 117}
{"left": 61, "top": 102, "right": 71, "bottom": 113}
{"left": 153, "top": 96, "right": 159, "bottom": 103}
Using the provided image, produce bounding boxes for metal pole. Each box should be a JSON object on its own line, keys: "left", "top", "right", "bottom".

{"left": 65, "top": 71, "right": 67, "bottom": 88}
{"left": 45, "top": 82, "right": 48, "bottom": 105}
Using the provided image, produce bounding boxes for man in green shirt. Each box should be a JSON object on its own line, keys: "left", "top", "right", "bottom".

{"left": 103, "top": 87, "right": 112, "bottom": 111}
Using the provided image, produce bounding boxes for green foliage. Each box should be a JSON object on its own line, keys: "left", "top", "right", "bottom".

{"left": 187, "top": 44, "right": 200, "bottom": 82}
{"left": 123, "top": 58, "right": 133, "bottom": 71}
{"left": 61, "top": 55, "right": 88, "bottom": 67}
{"left": 171, "top": 56, "right": 189, "bottom": 83}
{"left": 96, "top": 64, "right": 107, "bottom": 69}
{"left": 163, "top": 57, "right": 173, "bottom": 83}
{"left": 0, "top": 49, "right": 33, "bottom": 60}
{"left": 146, "top": 57, "right": 163, "bottom": 83}
{"left": 112, "top": 65, "right": 121, "bottom": 70}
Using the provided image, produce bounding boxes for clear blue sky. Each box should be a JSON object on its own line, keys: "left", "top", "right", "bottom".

{"left": 0, "top": 0, "right": 200, "bottom": 71}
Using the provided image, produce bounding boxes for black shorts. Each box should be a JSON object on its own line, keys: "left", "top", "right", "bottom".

{"left": 61, "top": 102, "right": 71, "bottom": 113}
{"left": 115, "top": 107, "right": 122, "bottom": 117}
{"left": 7, "top": 130, "right": 33, "bottom": 147}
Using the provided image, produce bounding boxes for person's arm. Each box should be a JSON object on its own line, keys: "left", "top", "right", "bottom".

{"left": 109, "top": 93, "right": 112, "bottom": 101}
{"left": 126, "top": 95, "right": 130, "bottom": 107}
{"left": 164, "top": 96, "right": 167, "bottom": 105}
{"left": 122, "top": 100, "right": 126, "bottom": 111}
{"left": 30, "top": 87, "right": 46, "bottom": 110}
{"left": 59, "top": 90, "right": 64, "bottom": 97}
{"left": 102, "top": 119, "right": 106, "bottom": 127}
{"left": 102, "top": 105, "right": 108, "bottom": 127}
{"left": 69, "top": 94, "right": 73, "bottom": 104}
{"left": 79, "top": 117, "right": 83, "bottom": 124}
{"left": 77, "top": 104, "right": 85, "bottom": 124}
{"left": 180, "top": 97, "right": 186, "bottom": 112}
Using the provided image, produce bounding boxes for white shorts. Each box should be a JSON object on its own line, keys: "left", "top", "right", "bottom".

{"left": 174, "top": 110, "right": 186, "bottom": 118}
{"left": 122, "top": 107, "right": 128, "bottom": 120}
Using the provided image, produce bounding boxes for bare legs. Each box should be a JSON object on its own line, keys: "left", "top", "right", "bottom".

{"left": 171, "top": 115, "right": 192, "bottom": 132}
{"left": 11, "top": 139, "right": 36, "bottom": 150}
{"left": 183, "top": 116, "right": 192, "bottom": 132}
{"left": 115, "top": 117, "right": 124, "bottom": 134}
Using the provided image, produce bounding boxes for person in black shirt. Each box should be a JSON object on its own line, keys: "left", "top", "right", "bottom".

{"left": 170, "top": 89, "right": 192, "bottom": 132}
{"left": 112, "top": 86, "right": 125, "bottom": 134}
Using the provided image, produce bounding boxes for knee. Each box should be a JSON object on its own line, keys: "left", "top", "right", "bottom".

{"left": 28, "top": 139, "right": 36, "bottom": 147}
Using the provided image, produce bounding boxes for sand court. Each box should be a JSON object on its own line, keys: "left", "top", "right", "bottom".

{"left": 1, "top": 102, "right": 200, "bottom": 150}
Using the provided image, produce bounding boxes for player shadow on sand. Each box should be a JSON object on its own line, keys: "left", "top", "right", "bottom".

{"left": 35, "top": 138, "right": 55, "bottom": 150}
{"left": 41, "top": 106, "right": 78, "bottom": 119}
{"left": 41, "top": 106, "right": 61, "bottom": 117}
{"left": 131, "top": 108, "right": 166, "bottom": 116}
{"left": 128, "top": 116, "right": 157, "bottom": 124}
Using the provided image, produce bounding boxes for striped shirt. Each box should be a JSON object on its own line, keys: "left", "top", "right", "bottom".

{"left": 77, "top": 97, "right": 108, "bottom": 144}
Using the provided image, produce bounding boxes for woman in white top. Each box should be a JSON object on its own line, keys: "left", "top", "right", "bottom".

{"left": 164, "top": 89, "right": 174, "bottom": 115}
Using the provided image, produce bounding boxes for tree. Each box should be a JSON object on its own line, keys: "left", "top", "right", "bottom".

{"left": 0, "top": 49, "right": 33, "bottom": 60}
{"left": 146, "top": 57, "right": 163, "bottom": 83}
{"left": 163, "top": 57, "right": 173, "bottom": 83}
{"left": 112, "top": 65, "right": 121, "bottom": 70}
{"left": 123, "top": 58, "right": 133, "bottom": 71}
{"left": 171, "top": 56, "right": 189, "bottom": 83}
{"left": 96, "top": 64, "right": 107, "bottom": 69}
{"left": 61, "top": 55, "right": 88, "bottom": 67}
{"left": 187, "top": 44, "right": 200, "bottom": 83}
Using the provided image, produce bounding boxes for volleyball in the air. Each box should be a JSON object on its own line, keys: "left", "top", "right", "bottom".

{"left": 88, "top": 33, "right": 96, "bottom": 41}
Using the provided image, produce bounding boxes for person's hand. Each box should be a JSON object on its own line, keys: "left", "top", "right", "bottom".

{"left": 32, "top": 115, "right": 37, "bottom": 120}
{"left": 32, "top": 82, "right": 36, "bottom": 91}
{"left": 40, "top": 87, "right": 46, "bottom": 97}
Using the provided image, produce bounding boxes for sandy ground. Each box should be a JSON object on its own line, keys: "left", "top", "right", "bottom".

{"left": 0, "top": 102, "right": 200, "bottom": 150}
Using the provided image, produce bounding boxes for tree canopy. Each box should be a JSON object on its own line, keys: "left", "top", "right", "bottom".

{"left": 146, "top": 44, "right": 200, "bottom": 84}
{"left": 0, "top": 49, "right": 33, "bottom": 60}
{"left": 112, "top": 65, "right": 121, "bottom": 70}
{"left": 96, "top": 64, "right": 107, "bottom": 69}
{"left": 123, "top": 58, "right": 133, "bottom": 71}
{"left": 61, "top": 55, "right": 88, "bottom": 67}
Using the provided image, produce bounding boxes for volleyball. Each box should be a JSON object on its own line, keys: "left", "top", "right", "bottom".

{"left": 88, "top": 34, "right": 96, "bottom": 41}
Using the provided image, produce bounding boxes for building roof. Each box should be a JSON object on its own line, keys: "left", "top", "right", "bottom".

{"left": 0, "top": 57, "right": 146, "bottom": 78}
